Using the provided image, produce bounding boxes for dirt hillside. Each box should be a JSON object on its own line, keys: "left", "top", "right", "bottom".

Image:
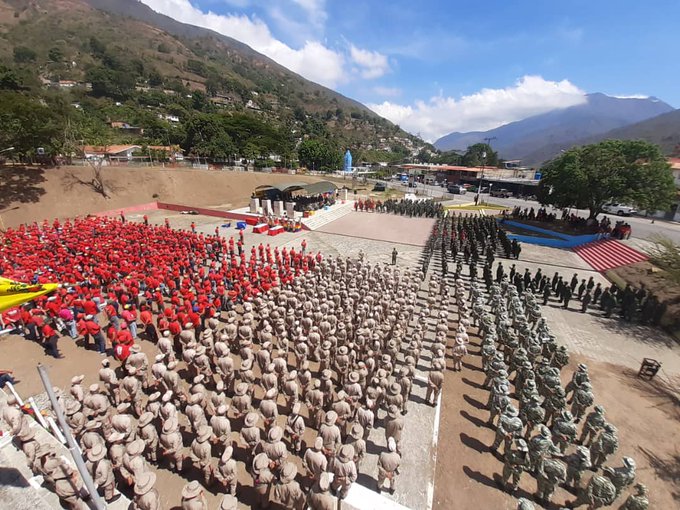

{"left": 0, "top": 165, "right": 322, "bottom": 227}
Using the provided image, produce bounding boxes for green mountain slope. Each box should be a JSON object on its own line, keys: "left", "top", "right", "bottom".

{"left": 0, "top": 0, "right": 419, "bottom": 163}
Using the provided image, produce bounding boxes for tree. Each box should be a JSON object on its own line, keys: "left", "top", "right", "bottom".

{"left": 462, "top": 143, "right": 498, "bottom": 167}
{"left": 13, "top": 46, "right": 37, "bottom": 63}
{"left": 48, "top": 46, "right": 65, "bottom": 63}
{"left": 297, "top": 139, "right": 341, "bottom": 172}
{"left": 537, "top": 140, "right": 676, "bottom": 219}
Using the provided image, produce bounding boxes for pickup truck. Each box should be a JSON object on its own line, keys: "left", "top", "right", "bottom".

{"left": 602, "top": 203, "right": 636, "bottom": 216}
{"left": 490, "top": 188, "right": 511, "bottom": 198}
{"left": 447, "top": 184, "right": 466, "bottom": 194}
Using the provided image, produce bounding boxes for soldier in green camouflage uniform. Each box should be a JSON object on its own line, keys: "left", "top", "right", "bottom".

{"left": 499, "top": 438, "right": 530, "bottom": 494}
{"left": 536, "top": 458, "right": 567, "bottom": 505}
{"left": 570, "top": 381, "right": 594, "bottom": 423}
{"left": 491, "top": 405, "right": 523, "bottom": 455}
{"left": 603, "top": 457, "right": 636, "bottom": 499}
{"left": 579, "top": 405, "right": 606, "bottom": 446}
{"left": 574, "top": 474, "right": 617, "bottom": 509}
{"left": 565, "top": 445, "right": 591, "bottom": 490}
{"left": 552, "top": 410, "right": 577, "bottom": 453}
{"left": 528, "top": 425, "right": 560, "bottom": 475}
{"left": 565, "top": 363, "right": 589, "bottom": 401}
{"left": 590, "top": 423, "right": 619, "bottom": 469}
{"left": 619, "top": 483, "right": 648, "bottom": 510}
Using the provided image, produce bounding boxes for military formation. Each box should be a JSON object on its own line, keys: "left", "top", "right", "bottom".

{"left": 494, "top": 261, "right": 667, "bottom": 324}
{"left": 3, "top": 248, "right": 456, "bottom": 509}
{"left": 423, "top": 213, "right": 648, "bottom": 509}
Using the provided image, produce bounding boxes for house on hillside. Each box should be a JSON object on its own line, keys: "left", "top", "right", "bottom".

{"left": 110, "top": 122, "right": 145, "bottom": 135}
{"left": 81, "top": 145, "right": 141, "bottom": 161}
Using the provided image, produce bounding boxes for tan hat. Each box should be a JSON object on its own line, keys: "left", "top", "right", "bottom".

{"left": 280, "top": 462, "right": 297, "bottom": 483}
{"left": 318, "top": 472, "right": 331, "bottom": 491}
{"left": 350, "top": 423, "right": 364, "bottom": 439}
{"left": 221, "top": 445, "right": 234, "bottom": 461}
{"left": 130, "top": 344, "right": 141, "bottom": 353}
{"left": 84, "top": 420, "right": 101, "bottom": 430}
{"left": 88, "top": 383, "right": 100, "bottom": 393}
{"left": 126, "top": 439, "right": 145, "bottom": 456}
{"left": 235, "top": 383, "right": 248, "bottom": 396}
{"left": 314, "top": 436, "right": 323, "bottom": 450}
{"left": 134, "top": 472, "right": 157, "bottom": 496}
{"left": 387, "top": 404, "right": 400, "bottom": 418}
{"left": 388, "top": 382, "right": 401, "bottom": 396}
{"left": 197, "top": 425, "right": 213, "bottom": 443}
{"left": 337, "top": 444, "right": 355, "bottom": 463}
{"left": 324, "top": 411, "right": 338, "bottom": 425}
{"left": 148, "top": 391, "right": 161, "bottom": 402}
{"left": 253, "top": 453, "right": 270, "bottom": 471}
{"left": 244, "top": 412, "right": 259, "bottom": 427}
{"left": 338, "top": 346, "right": 348, "bottom": 355}
{"left": 189, "top": 393, "right": 203, "bottom": 405}
{"left": 219, "top": 495, "right": 238, "bottom": 510}
{"left": 138, "top": 412, "right": 154, "bottom": 427}
{"left": 116, "top": 403, "right": 131, "bottom": 414}
{"left": 109, "top": 431, "right": 125, "bottom": 443}
{"left": 65, "top": 401, "right": 81, "bottom": 416}
{"left": 182, "top": 480, "right": 203, "bottom": 500}
{"left": 71, "top": 375, "right": 85, "bottom": 384}
{"left": 268, "top": 425, "right": 283, "bottom": 442}
{"left": 348, "top": 371, "right": 360, "bottom": 383}
{"left": 87, "top": 442, "right": 107, "bottom": 462}
{"left": 161, "top": 391, "right": 174, "bottom": 403}
{"left": 216, "top": 404, "right": 228, "bottom": 415}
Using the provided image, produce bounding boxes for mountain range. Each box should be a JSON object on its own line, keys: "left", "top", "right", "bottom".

{"left": 435, "top": 93, "right": 677, "bottom": 166}
{"left": 0, "top": 0, "right": 417, "bottom": 154}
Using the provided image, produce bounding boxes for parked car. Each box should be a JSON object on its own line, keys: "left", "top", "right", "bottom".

{"left": 490, "top": 188, "right": 511, "bottom": 198}
{"left": 373, "top": 181, "right": 387, "bottom": 192}
{"left": 447, "top": 184, "right": 466, "bottom": 194}
{"left": 602, "top": 203, "right": 636, "bottom": 216}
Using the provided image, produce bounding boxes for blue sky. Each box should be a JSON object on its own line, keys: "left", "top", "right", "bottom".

{"left": 141, "top": 1, "right": 679, "bottom": 141}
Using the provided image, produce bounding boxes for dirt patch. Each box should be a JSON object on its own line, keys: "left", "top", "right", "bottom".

{"left": 0, "top": 165, "right": 324, "bottom": 228}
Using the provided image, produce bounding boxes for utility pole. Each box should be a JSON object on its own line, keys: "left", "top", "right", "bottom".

{"left": 477, "top": 137, "right": 497, "bottom": 203}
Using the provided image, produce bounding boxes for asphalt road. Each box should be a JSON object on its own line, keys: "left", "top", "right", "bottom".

{"left": 369, "top": 179, "right": 680, "bottom": 244}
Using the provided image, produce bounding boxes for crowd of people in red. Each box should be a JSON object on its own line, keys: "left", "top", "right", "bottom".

{"left": 1, "top": 216, "right": 320, "bottom": 359}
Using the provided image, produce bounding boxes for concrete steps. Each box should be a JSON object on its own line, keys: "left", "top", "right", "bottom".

{"left": 301, "top": 201, "right": 355, "bottom": 230}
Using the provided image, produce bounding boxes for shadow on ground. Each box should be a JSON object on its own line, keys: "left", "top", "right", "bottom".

{"left": 0, "top": 166, "right": 46, "bottom": 210}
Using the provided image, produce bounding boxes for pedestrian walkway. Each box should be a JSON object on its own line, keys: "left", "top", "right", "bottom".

{"left": 573, "top": 239, "right": 648, "bottom": 272}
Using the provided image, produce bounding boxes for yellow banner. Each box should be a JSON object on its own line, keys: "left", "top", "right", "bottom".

{"left": 0, "top": 277, "right": 59, "bottom": 312}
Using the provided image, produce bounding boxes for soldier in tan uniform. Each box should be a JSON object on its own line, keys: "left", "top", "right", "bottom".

{"left": 426, "top": 360, "right": 444, "bottom": 405}
{"left": 385, "top": 404, "right": 404, "bottom": 453}
{"left": 132, "top": 471, "right": 161, "bottom": 510}
{"left": 346, "top": 423, "right": 366, "bottom": 470}
{"left": 319, "top": 410, "right": 341, "bottom": 457}
{"left": 159, "top": 416, "right": 184, "bottom": 472}
{"left": 252, "top": 452, "right": 275, "bottom": 509}
{"left": 181, "top": 480, "right": 208, "bottom": 510}
{"left": 307, "top": 472, "right": 336, "bottom": 510}
{"left": 274, "top": 462, "right": 306, "bottom": 510}
{"left": 377, "top": 437, "right": 401, "bottom": 494}
{"left": 138, "top": 411, "right": 159, "bottom": 462}
{"left": 190, "top": 425, "right": 214, "bottom": 485}
{"left": 86, "top": 442, "right": 118, "bottom": 502}
{"left": 215, "top": 443, "right": 238, "bottom": 496}
{"left": 303, "top": 437, "right": 328, "bottom": 484}
{"left": 331, "top": 444, "right": 357, "bottom": 499}
{"left": 285, "top": 402, "right": 305, "bottom": 453}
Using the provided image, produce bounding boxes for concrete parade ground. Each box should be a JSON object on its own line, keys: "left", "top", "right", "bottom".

{"left": 1, "top": 207, "right": 679, "bottom": 510}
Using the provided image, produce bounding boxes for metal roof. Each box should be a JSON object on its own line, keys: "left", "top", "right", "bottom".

{"left": 254, "top": 181, "right": 337, "bottom": 194}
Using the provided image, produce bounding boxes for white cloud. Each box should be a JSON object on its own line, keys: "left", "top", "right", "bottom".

{"left": 291, "top": 0, "right": 327, "bottom": 27}
{"left": 373, "top": 86, "right": 401, "bottom": 98}
{"left": 368, "top": 75, "right": 587, "bottom": 142}
{"left": 350, "top": 44, "right": 390, "bottom": 79}
{"left": 611, "top": 94, "right": 649, "bottom": 99}
{"left": 140, "top": 0, "right": 348, "bottom": 87}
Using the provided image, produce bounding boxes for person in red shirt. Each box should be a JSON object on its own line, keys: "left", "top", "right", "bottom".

{"left": 85, "top": 316, "right": 107, "bottom": 354}
{"left": 41, "top": 320, "right": 61, "bottom": 358}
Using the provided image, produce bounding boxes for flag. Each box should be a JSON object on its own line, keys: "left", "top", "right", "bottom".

{"left": 0, "top": 277, "right": 59, "bottom": 312}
